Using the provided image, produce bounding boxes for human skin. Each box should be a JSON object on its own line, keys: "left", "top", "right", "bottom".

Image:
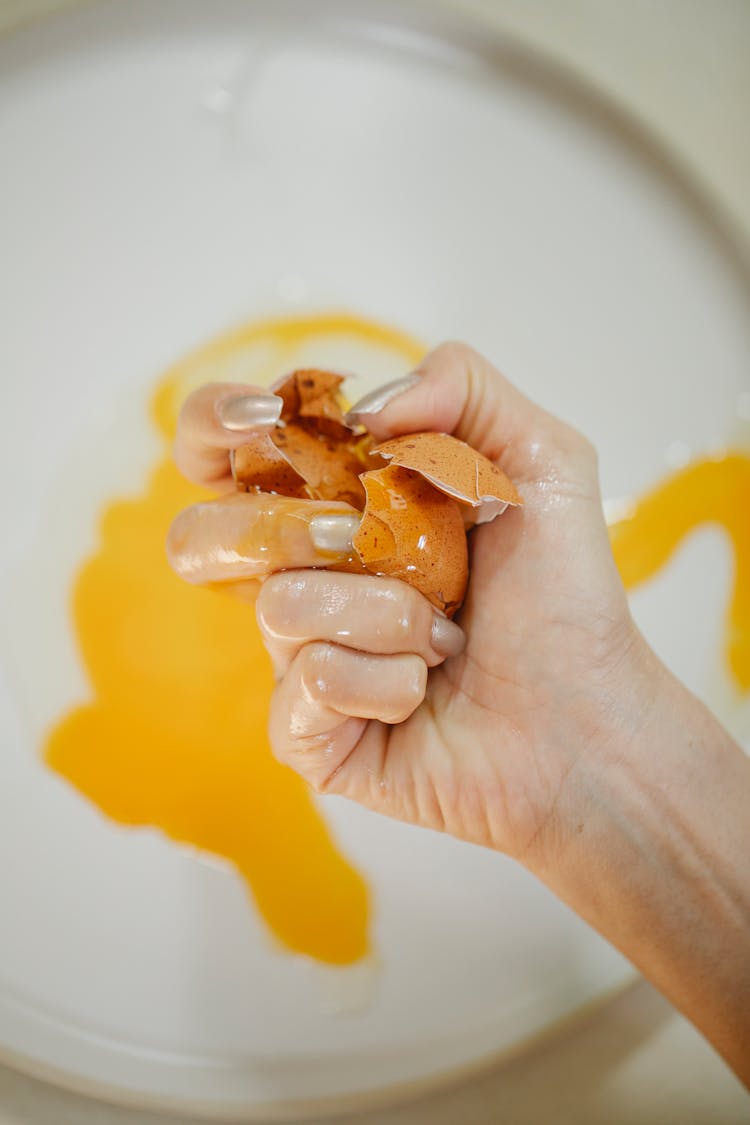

{"left": 168, "top": 343, "right": 750, "bottom": 1085}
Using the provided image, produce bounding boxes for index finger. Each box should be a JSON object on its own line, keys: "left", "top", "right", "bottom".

{"left": 173, "top": 382, "right": 283, "bottom": 491}
{"left": 167, "top": 492, "right": 362, "bottom": 585}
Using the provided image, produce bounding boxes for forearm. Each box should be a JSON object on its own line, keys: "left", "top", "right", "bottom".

{"left": 529, "top": 661, "right": 750, "bottom": 1083}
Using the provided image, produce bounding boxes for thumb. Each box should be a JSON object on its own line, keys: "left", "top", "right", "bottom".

{"left": 347, "top": 341, "right": 592, "bottom": 484}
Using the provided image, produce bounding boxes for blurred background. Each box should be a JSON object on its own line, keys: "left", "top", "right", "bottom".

{"left": 1, "top": 1, "right": 749, "bottom": 1122}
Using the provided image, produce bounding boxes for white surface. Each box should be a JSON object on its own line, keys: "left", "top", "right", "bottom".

{"left": 462, "top": 0, "right": 750, "bottom": 248}
{"left": 1, "top": 981, "right": 748, "bottom": 1124}
{"left": 0, "top": 0, "right": 749, "bottom": 1120}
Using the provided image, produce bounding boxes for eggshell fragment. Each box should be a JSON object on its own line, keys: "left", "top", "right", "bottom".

{"left": 352, "top": 465, "right": 468, "bottom": 615}
{"left": 271, "top": 369, "right": 350, "bottom": 438}
{"left": 233, "top": 370, "right": 374, "bottom": 504}
{"left": 232, "top": 435, "right": 307, "bottom": 497}
{"left": 232, "top": 369, "right": 521, "bottom": 615}
{"left": 374, "top": 431, "right": 522, "bottom": 524}
{"left": 272, "top": 422, "right": 369, "bottom": 508}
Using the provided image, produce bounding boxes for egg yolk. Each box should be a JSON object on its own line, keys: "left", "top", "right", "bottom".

{"left": 44, "top": 312, "right": 424, "bottom": 965}
{"left": 609, "top": 453, "right": 750, "bottom": 691}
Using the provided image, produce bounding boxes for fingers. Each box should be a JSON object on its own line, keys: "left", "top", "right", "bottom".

{"left": 166, "top": 493, "right": 360, "bottom": 584}
{"left": 346, "top": 341, "right": 597, "bottom": 486}
{"left": 262, "top": 573, "right": 465, "bottom": 799}
{"left": 174, "top": 382, "right": 282, "bottom": 491}
{"left": 269, "top": 643, "right": 427, "bottom": 792}
{"left": 256, "top": 571, "right": 465, "bottom": 676}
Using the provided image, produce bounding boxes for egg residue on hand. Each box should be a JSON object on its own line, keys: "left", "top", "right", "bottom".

{"left": 232, "top": 369, "right": 522, "bottom": 615}
{"left": 45, "top": 312, "right": 426, "bottom": 966}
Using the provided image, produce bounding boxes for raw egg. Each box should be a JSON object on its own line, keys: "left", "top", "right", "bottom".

{"left": 232, "top": 371, "right": 522, "bottom": 614}
{"left": 45, "top": 312, "right": 425, "bottom": 966}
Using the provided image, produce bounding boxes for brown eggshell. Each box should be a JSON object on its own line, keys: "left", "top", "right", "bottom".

{"left": 232, "top": 369, "right": 521, "bottom": 615}
{"left": 352, "top": 465, "right": 468, "bottom": 616}
{"left": 232, "top": 435, "right": 307, "bottom": 497}
{"left": 374, "top": 432, "right": 522, "bottom": 524}
{"left": 233, "top": 369, "right": 374, "bottom": 503}
{"left": 271, "top": 369, "right": 350, "bottom": 438}
{"left": 271, "top": 422, "right": 369, "bottom": 508}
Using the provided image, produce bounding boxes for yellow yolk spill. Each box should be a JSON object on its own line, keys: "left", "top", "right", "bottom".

{"left": 609, "top": 454, "right": 750, "bottom": 692}
{"left": 45, "top": 312, "right": 424, "bottom": 965}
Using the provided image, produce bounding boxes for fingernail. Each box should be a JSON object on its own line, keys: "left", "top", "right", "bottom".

{"left": 309, "top": 513, "right": 361, "bottom": 555}
{"left": 344, "top": 372, "right": 421, "bottom": 422}
{"left": 216, "top": 393, "right": 283, "bottom": 431}
{"left": 431, "top": 614, "right": 466, "bottom": 657}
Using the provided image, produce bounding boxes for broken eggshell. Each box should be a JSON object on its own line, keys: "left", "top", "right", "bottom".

{"left": 231, "top": 369, "right": 522, "bottom": 615}
{"left": 352, "top": 464, "right": 469, "bottom": 616}
{"left": 374, "top": 431, "right": 521, "bottom": 524}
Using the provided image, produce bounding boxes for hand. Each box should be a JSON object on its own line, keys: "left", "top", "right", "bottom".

{"left": 169, "top": 346, "right": 649, "bottom": 862}
{"left": 169, "top": 344, "right": 750, "bottom": 1083}
{"left": 266, "top": 344, "right": 657, "bottom": 863}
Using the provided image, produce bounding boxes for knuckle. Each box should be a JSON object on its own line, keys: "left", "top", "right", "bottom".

{"left": 172, "top": 441, "right": 199, "bottom": 486}
{"left": 254, "top": 574, "right": 286, "bottom": 634}
{"left": 296, "top": 641, "right": 334, "bottom": 699}
{"left": 387, "top": 658, "right": 427, "bottom": 721}
{"left": 370, "top": 583, "right": 433, "bottom": 656}
{"left": 570, "top": 427, "right": 599, "bottom": 471}
{"left": 175, "top": 387, "right": 201, "bottom": 423}
{"left": 430, "top": 339, "right": 476, "bottom": 367}
{"left": 176, "top": 384, "right": 216, "bottom": 433}
{"left": 255, "top": 572, "right": 307, "bottom": 636}
{"left": 412, "top": 657, "right": 429, "bottom": 696}
{"left": 387, "top": 702, "right": 414, "bottom": 724}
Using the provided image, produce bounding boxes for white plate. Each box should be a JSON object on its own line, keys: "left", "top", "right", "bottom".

{"left": 1, "top": 1, "right": 749, "bottom": 1118}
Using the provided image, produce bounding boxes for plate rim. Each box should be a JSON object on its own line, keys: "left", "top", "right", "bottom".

{"left": 0, "top": 974, "right": 638, "bottom": 1121}
{"left": 1, "top": 0, "right": 748, "bottom": 1115}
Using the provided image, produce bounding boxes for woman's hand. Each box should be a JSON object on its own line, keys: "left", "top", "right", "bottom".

{"left": 167, "top": 345, "right": 648, "bottom": 862}
{"left": 267, "top": 344, "right": 664, "bottom": 861}
{"left": 169, "top": 345, "right": 750, "bottom": 1084}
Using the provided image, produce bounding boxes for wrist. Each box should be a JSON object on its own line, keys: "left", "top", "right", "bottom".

{"left": 522, "top": 624, "right": 669, "bottom": 877}
{"left": 532, "top": 652, "right": 743, "bottom": 885}
{"left": 523, "top": 642, "right": 750, "bottom": 1082}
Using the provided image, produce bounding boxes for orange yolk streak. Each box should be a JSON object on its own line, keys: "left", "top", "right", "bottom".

{"left": 45, "top": 312, "right": 424, "bottom": 965}
{"left": 609, "top": 454, "right": 750, "bottom": 692}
